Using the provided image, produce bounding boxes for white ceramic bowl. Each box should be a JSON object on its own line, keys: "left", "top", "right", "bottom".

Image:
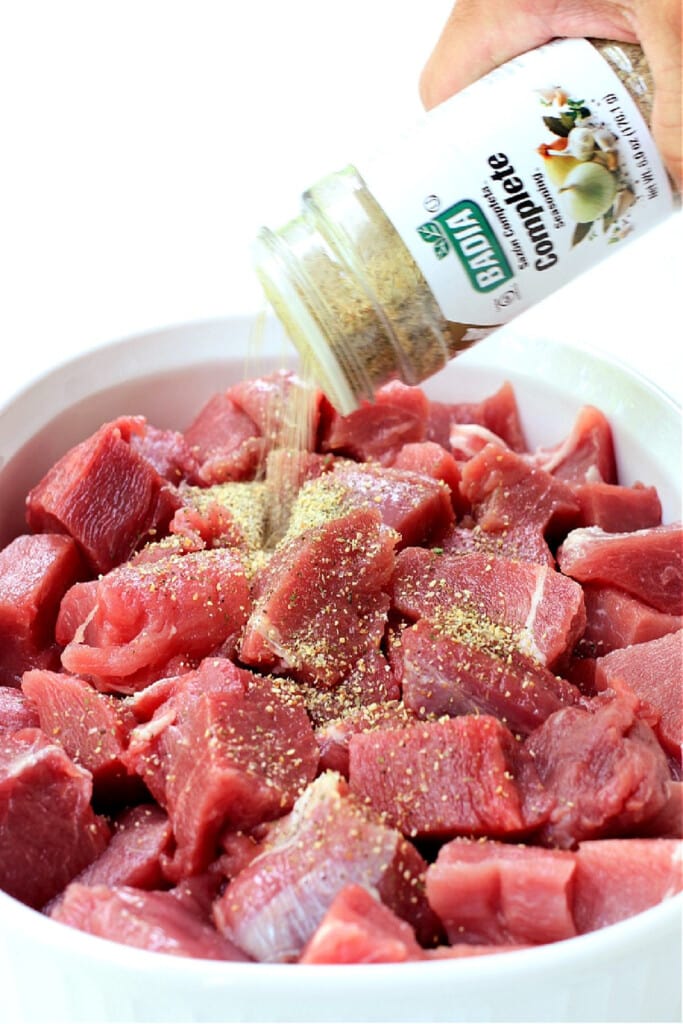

{"left": 0, "top": 317, "right": 681, "bottom": 1023}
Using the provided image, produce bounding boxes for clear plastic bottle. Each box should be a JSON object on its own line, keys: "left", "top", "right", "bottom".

{"left": 254, "top": 38, "right": 675, "bottom": 413}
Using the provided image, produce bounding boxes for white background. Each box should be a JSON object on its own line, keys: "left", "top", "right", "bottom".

{"left": 0, "top": 0, "right": 680, "bottom": 408}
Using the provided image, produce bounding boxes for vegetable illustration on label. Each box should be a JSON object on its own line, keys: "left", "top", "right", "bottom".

{"left": 537, "top": 88, "right": 637, "bottom": 246}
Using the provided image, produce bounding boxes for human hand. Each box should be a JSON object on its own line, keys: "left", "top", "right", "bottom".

{"left": 419, "top": 0, "right": 681, "bottom": 189}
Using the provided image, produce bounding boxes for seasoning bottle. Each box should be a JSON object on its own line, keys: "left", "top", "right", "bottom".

{"left": 254, "top": 38, "right": 676, "bottom": 414}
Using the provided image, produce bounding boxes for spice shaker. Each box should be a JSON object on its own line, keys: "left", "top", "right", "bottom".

{"left": 254, "top": 38, "right": 676, "bottom": 414}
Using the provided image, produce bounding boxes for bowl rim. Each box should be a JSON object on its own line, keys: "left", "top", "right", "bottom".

{"left": 0, "top": 885, "right": 681, "bottom": 980}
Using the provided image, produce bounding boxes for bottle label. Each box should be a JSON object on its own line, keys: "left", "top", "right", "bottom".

{"left": 359, "top": 39, "right": 674, "bottom": 328}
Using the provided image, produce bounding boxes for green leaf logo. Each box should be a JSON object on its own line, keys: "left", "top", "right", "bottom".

{"left": 433, "top": 236, "right": 450, "bottom": 260}
{"left": 418, "top": 201, "right": 513, "bottom": 293}
{"left": 418, "top": 221, "right": 448, "bottom": 246}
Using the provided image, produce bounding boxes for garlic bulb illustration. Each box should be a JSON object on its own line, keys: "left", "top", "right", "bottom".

{"left": 567, "top": 127, "right": 596, "bottom": 161}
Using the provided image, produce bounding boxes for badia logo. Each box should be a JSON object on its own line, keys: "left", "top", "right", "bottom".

{"left": 417, "top": 200, "right": 513, "bottom": 293}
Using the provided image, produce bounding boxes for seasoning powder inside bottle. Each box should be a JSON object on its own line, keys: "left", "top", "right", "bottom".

{"left": 254, "top": 38, "right": 675, "bottom": 413}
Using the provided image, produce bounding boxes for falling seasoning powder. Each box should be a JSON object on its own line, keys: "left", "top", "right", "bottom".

{"left": 254, "top": 38, "right": 676, "bottom": 414}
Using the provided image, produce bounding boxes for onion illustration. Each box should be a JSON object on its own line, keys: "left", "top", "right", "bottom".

{"left": 559, "top": 162, "right": 618, "bottom": 223}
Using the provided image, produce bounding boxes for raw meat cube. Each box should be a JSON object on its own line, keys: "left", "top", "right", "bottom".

{"left": 530, "top": 405, "right": 617, "bottom": 483}
{"left": 0, "top": 728, "right": 110, "bottom": 908}
{"left": 426, "top": 383, "right": 526, "bottom": 452}
{"left": 70, "top": 804, "right": 173, "bottom": 890}
{"left": 398, "top": 618, "right": 580, "bottom": 734}
{"left": 320, "top": 381, "right": 427, "bottom": 463}
{"left": 60, "top": 548, "right": 252, "bottom": 693}
{"left": 459, "top": 443, "right": 580, "bottom": 557}
{"left": 21, "top": 670, "right": 137, "bottom": 799}
{"left": 285, "top": 463, "right": 454, "bottom": 551}
{"left": 124, "top": 658, "right": 319, "bottom": 881}
{"left": 425, "top": 837, "right": 577, "bottom": 945}
{"left": 448, "top": 423, "right": 509, "bottom": 463}
{"left": 26, "top": 417, "right": 180, "bottom": 574}
{"left": 389, "top": 441, "right": 462, "bottom": 507}
{"left": 52, "top": 883, "right": 249, "bottom": 960}
{"left": 595, "top": 630, "right": 683, "bottom": 760}
{"left": 240, "top": 508, "right": 396, "bottom": 688}
{"left": 391, "top": 548, "right": 586, "bottom": 669}
{"left": 129, "top": 422, "right": 199, "bottom": 484}
{"left": 169, "top": 481, "right": 269, "bottom": 552}
{"left": 0, "top": 533, "right": 85, "bottom": 685}
{"left": 572, "top": 838, "right": 683, "bottom": 933}
{"left": 349, "top": 715, "right": 535, "bottom": 839}
{"left": 229, "top": 369, "right": 323, "bottom": 453}
{"left": 523, "top": 695, "right": 671, "bottom": 848}
{"left": 572, "top": 481, "right": 662, "bottom": 532}
{"left": 213, "top": 772, "right": 440, "bottom": 961}
{"left": 440, "top": 521, "right": 555, "bottom": 567}
{"left": 557, "top": 523, "right": 683, "bottom": 615}
{"left": 300, "top": 884, "right": 424, "bottom": 963}
{"left": 577, "top": 585, "right": 682, "bottom": 658}
{"left": 183, "top": 391, "right": 263, "bottom": 484}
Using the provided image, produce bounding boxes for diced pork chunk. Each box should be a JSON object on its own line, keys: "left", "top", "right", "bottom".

{"left": 399, "top": 618, "right": 580, "bottom": 735}
{"left": 129, "top": 423, "right": 199, "bottom": 484}
{"left": 0, "top": 686, "right": 39, "bottom": 734}
{"left": 213, "top": 772, "right": 439, "bottom": 962}
{"left": 52, "top": 883, "right": 249, "bottom": 960}
{"left": 240, "top": 508, "right": 396, "bottom": 688}
{"left": 60, "top": 548, "right": 251, "bottom": 693}
{"left": 448, "top": 424, "right": 509, "bottom": 463}
{"left": 316, "top": 701, "right": 417, "bottom": 777}
{"left": 595, "top": 630, "right": 683, "bottom": 760}
{"left": 523, "top": 695, "right": 671, "bottom": 848}
{"left": 577, "top": 585, "right": 682, "bottom": 658}
{"left": 459, "top": 444, "right": 580, "bottom": 555}
{"left": 287, "top": 649, "right": 400, "bottom": 730}
{"left": 0, "top": 534, "right": 85, "bottom": 685}
{"left": 426, "top": 383, "right": 526, "bottom": 452}
{"left": 169, "top": 481, "right": 268, "bottom": 552}
{"left": 183, "top": 391, "right": 263, "bottom": 484}
{"left": 557, "top": 523, "right": 683, "bottom": 615}
{"left": 439, "top": 522, "right": 555, "bottom": 566}
{"left": 349, "top": 715, "right": 534, "bottom": 840}
{"left": 284, "top": 463, "right": 453, "bottom": 552}
{"left": 300, "top": 884, "right": 424, "bottom": 963}
{"left": 21, "top": 670, "right": 137, "bottom": 798}
{"left": 637, "top": 782, "right": 682, "bottom": 839}
{"left": 425, "top": 837, "right": 577, "bottom": 945}
{"left": 26, "top": 417, "right": 179, "bottom": 574}
{"left": 56, "top": 580, "right": 99, "bottom": 647}
{"left": 572, "top": 839, "right": 683, "bottom": 933}
{"left": 389, "top": 441, "right": 462, "bottom": 507}
{"left": 319, "top": 382, "right": 427, "bottom": 463}
{"left": 0, "top": 728, "right": 110, "bottom": 908}
{"left": 124, "top": 658, "right": 319, "bottom": 881}
{"left": 572, "top": 481, "right": 662, "bottom": 532}
{"left": 391, "top": 548, "right": 586, "bottom": 669}
{"left": 531, "top": 405, "right": 617, "bottom": 483}
{"left": 70, "top": 804, "right": 173, "bottom": 890}
{"left": 333, "top": 463, "right": 454, "bottom": 548}
{"left": 229, "top": 369, "right": 322, "bottom": 454}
